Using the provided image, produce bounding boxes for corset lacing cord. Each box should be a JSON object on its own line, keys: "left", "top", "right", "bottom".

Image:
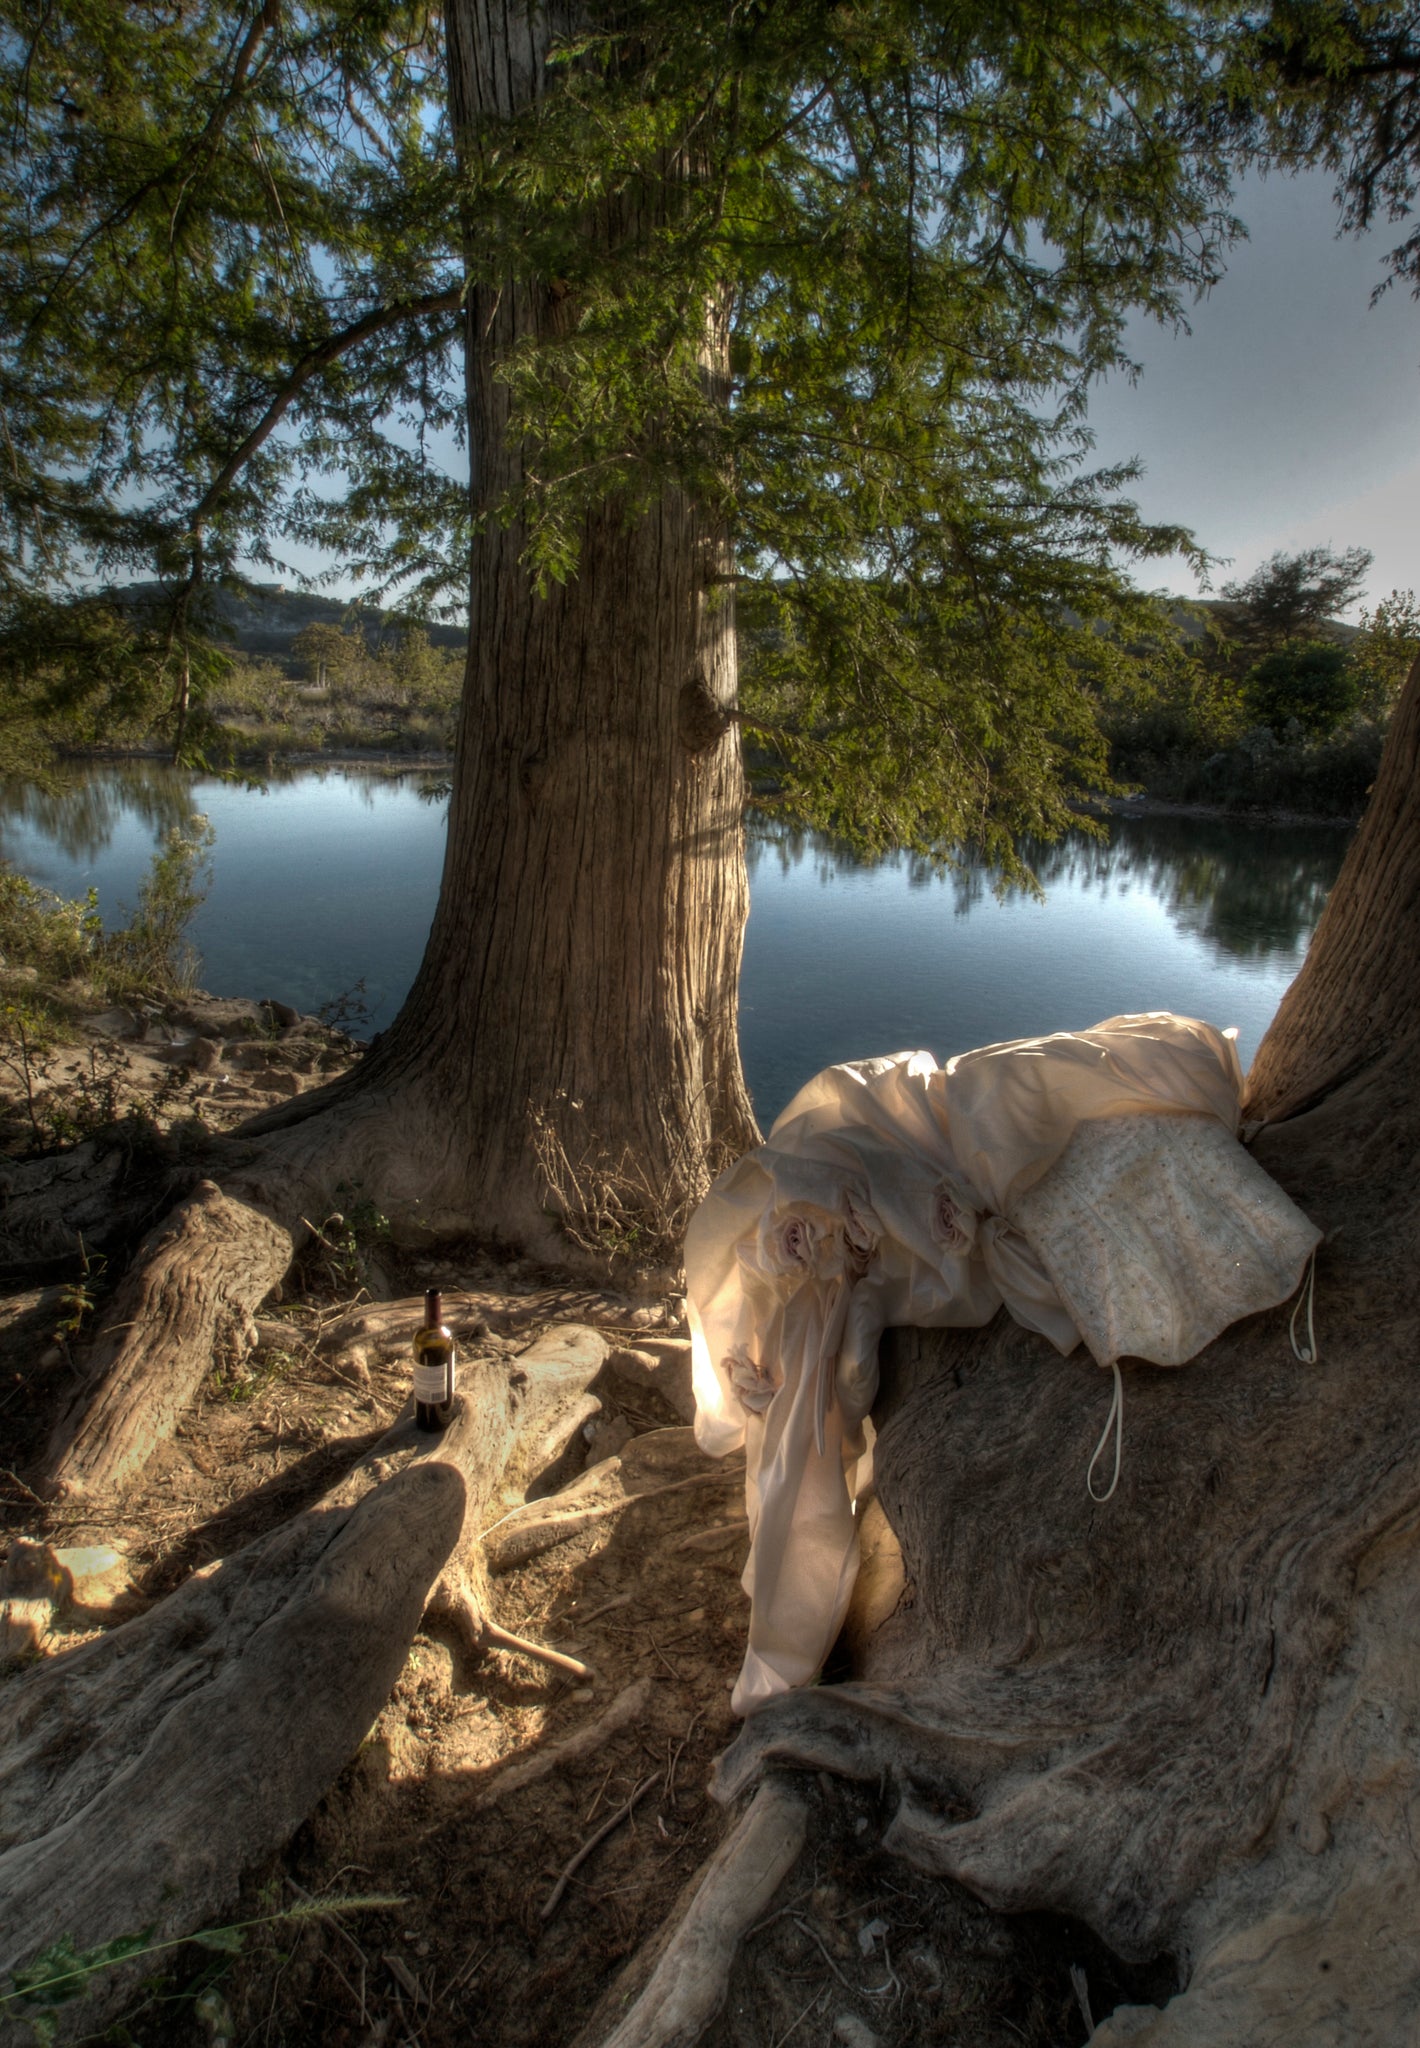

{"left": 1290, "top": 1251, "right": 1319, "bottom": 1364}
{"left": 1087, "top": 1359, "right": 1124, "bottom": 1504}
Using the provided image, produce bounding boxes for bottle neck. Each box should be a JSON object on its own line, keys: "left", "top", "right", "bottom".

{"left": 424, "top": 1288, "right": 442, "bottom": 1326}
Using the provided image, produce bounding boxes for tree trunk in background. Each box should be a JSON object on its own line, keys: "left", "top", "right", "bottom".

{"left": 336, "top": 0, "right": 757, "bottom": 1258}
{"left": 1244, "top": 650, "right": 1420, "bottom": 1128}
{"left": 709, "top": 657, "right": 1420, "bottom": 2044}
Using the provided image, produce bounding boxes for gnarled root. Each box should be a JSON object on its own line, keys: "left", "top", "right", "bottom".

{"left": 587, "top": 1778, "right": 808, "bottom": 2048}
{"left": 43, "top": 1177, "right": 298, "bottom": 1499}
{"left": 0, "top": 1326, "right": 612, "bottom": 2045}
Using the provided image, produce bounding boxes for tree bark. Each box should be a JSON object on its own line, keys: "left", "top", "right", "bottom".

{"left": 0, "top": 1326, "right": 609, "bottom": 2046}
{"left": 703, "top": 659, "right": 1420, "bottom": 2042}
{"left": 263, "top": 0, "right": 759, "bottom": 1260}
{"left": 1244, "top": 650, "right": 1420, "bottom": 1127}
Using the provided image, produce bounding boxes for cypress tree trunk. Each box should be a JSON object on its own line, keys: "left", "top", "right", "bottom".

{"left": 244, "top": 0, "right": 759, "bottom": 1261}
{"left": 340, "top": 0, "right": 758, "bottom": 1254}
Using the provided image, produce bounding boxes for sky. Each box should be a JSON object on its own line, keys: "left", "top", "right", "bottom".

{"left": 264, "top": 164, "right": 1420, "bottom": 623}
{"left": 1084, "top": 166, "right": 1420, "bottom": 618}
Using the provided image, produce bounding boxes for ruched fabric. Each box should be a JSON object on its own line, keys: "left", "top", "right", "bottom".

{"left": 686, "top": 1013, "right": 1319, "bottom": 1715}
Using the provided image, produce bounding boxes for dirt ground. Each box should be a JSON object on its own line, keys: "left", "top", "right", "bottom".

{"left": 0, "top": 1009, "right": 1169, "bottom": 2048}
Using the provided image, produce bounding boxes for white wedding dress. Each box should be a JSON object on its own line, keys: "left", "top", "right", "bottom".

{"left": 685, "top": 1012, "right": 1321, "bottom": 1715}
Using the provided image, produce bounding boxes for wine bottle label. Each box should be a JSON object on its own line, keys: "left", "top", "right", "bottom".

{"left": 413, "top": 1357, "right": 452, "bottom": 1403}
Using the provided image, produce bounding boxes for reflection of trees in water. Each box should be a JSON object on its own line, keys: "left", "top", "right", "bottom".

{"left": 744, "top": 812, "right": 989, "bottom": 914}
{"left": 0, "top": 762, "right": 200, "bottom": 864}
{"left": 745, "top": 808, "right": 1351, "bottom": 961}
{"left": 1020, "top": 814, "right": 1350, "bottom": 961}
{"left": 0, "top": 761, "right": 434, "bottom": 868}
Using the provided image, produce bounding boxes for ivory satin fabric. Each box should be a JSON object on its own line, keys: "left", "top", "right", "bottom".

{"left": 685, "top": 1013, "right": 1320, "bottom": 1715}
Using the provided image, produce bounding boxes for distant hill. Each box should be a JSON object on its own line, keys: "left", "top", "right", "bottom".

{"left": 114, "top": 581, "right": 469, "bottom": 661}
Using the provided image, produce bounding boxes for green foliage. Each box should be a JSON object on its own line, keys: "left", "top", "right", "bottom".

{"left": 1217, "top": 545, "right": 1371, "bottom": 655}
{"left": 1, "top": 1929, "right": 156, "bottom": 2044}
{"left": 1245, "top": 639, "right": 1360, "bottom": 739}
{"left": 1183, "top": 718, "right": 1386, "bottom": 816}
{"left": 1099, "top": 644, "right": 1247, "bottom": 785}
{"left": 100, "top": 815, "right": 215, "bottom": 996}
{"left": 0, "top": 1894, "right": 405, "bottom": 2046}
{"left": 2, "top": 2, "right": 1407, "bottom": 853}
{"left": 296, "top": 1182, "right": 394, "bottom": 1297}
{"left": 55, "top": 1237, "right": 106, "bottom": 1345}
{"left": 1221, "top": 2, "right": 1420, "bottom": 298}
{"left": 1350, "top": 588, "right": 1420, "bottom": 719}
{"left": 0, "top": 0, "right": 1260, "bottom": 854}
{"left": 0, "top": 870, "right": 101, "bottom": 980}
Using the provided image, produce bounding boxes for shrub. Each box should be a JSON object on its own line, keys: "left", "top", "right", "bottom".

{"left": 0, "top": 871, "right": 101, "bottom": 980}
{"left": 99, "top": 816, "right": 214, "bottom": 997}
{"left": 1244, "top": 641, "right": 1359, "bottom": 740}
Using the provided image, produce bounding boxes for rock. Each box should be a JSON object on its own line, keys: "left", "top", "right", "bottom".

{"left": 260, "top": 999, "right": 301, "bottom": 1030}
{"left": 834, "top": 2018, "right": 881, "bottom": 2048}
{"left": 176, "top": 996, "right": 266, "bottom": 1040}
{"left": 262, "top": 1071, "right": 302, "bottom": 1097}
{"left": 584, "top": 1415, "right": 635, "bottom": 1465}
{"left": 185, "top": 1036, "right": 222, "bottom": 1074}
{"left": 0, "top": 1540, "right": 133, "bottom": 1622}
{"left": 605, "top": 1340, "right": 696, "bottom": 1423}
{"left": 0, "top": 1537, "right": 66, "bottom": 1602}
{"left": 89, "top": 1008, "right": 141, "bottom": 1040}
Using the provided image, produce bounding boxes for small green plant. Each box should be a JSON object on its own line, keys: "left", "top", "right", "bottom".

{"left": 55, "top": 1237, "right": 105, "bottom": 1348}
{"left": 315, "top": 978, "right": 372, "bottom": 1035}
{"left": 0, "top": 997, "right": 65, "bottom": 1147}
{"left": 296, "top": 1182, "right": 394, "bottom": 1297}
{"left": 100, "top": 815, "right": 215, "bottom": 998}
{"left": 0, "top": 1893, "right": 404, "bottom": 2045}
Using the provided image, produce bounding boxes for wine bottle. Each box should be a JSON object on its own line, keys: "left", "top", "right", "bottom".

{"left": 413, "top": 1287, "right": 456, "bottom": 1431}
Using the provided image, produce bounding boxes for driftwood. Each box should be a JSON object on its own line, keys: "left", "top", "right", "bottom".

{"left": 0, "top": 1324, "right": 609, "bottom": 2045}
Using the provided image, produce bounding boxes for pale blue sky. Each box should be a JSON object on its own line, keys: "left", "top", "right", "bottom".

{"left": 1087, "top": 167, "right": 1420, "bottom": 616}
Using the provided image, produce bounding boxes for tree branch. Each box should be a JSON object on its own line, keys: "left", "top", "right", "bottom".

{"left": 187, "top": 286, "right": 464, "bottom": 536}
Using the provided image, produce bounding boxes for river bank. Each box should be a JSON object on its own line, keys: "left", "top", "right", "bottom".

{"left": 60, "top": 741, "right": 1371, "bottom": 829}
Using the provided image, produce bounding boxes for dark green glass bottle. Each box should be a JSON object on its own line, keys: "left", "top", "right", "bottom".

{"left": 413, "top": 1287, "right": 456, "bottom": 1431}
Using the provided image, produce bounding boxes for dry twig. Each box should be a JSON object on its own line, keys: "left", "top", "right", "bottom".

{"left": 540, "top": 1772, "right": 658, "bottom": 1921}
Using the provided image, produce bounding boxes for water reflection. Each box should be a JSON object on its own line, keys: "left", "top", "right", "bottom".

{"left": 0, "top": 760, "right": 441, "bottom": 867}
{"left": 745, "top": 808, "right": 1350, "bottom": 964}
{"left": 0, "top": 761, "right": 201, "bottom": 864}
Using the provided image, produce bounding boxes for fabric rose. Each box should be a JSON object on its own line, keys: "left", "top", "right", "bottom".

{"left": 842, "top": 1187, "right": 882, "bottom": 1279}
{"left": 727, "top": 1344, "right": 781, "bottom": 1414}
{"left": 930, "top": 1175, "right": 979, "bottom": 1257}
{"left": 751, "top": 1205, "right": 837, "bottom": 1283}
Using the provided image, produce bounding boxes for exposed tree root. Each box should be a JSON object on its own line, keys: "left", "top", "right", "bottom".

{"left": 586, "top": 1778, "right": 808, "bottom": 2048}
{"left": 561, "top": 660, "right": 1420, "bottom": 2048}
{"left": 0, "top": 1325, "right": 610, "bottom": 2045}
{"left": 43, "top": 1178, "right": 299, "bottom": 1499}
{"left": 30, "top": 1054, "right": 685, "bottom": 1508}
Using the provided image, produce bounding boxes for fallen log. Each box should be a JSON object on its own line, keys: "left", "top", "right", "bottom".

{"left": 0, "top": 1323, "right": 609, "bottom": 2045}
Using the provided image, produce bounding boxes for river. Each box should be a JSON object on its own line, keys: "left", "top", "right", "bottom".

{"left": 0, "top": 764, "right": 1350, "bottom": 1126}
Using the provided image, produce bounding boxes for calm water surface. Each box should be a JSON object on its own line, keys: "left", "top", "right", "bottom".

{"left": 0, "top": 766, "right": 1351, "bottom": 1126}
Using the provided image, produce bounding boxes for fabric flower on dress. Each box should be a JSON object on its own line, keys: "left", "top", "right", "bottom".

{"left": 842, "top": 1187, "right": 882, "bottom": 1278}
{"left": 748, "top": 1205, "right": 839, "bottom": 1285}
{"left": 727, "top": 1344, "right": 781, "bottom": 1413}
{"left": 930, "top": 1175, "right": 979, "bottom": 1257}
